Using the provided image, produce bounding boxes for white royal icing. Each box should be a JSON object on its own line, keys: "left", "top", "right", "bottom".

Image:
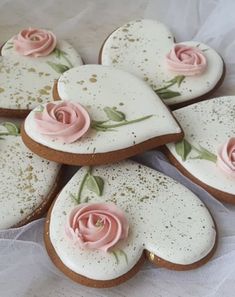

{"left": 101, "top": 19, "right": 224, "bottom": 105}
{"left": 167, "top": 96, "right": 235, "bottom": 196}
{"left": 24, "top": 64, "right": 181, "bottom": 154}
{"left": 0, "top": 38, "right": 83, "bottom": 110}
{"left": 0, "top": 120, "right": 61, "bottom": 229}
{"left": 49, "top": 161, "right": 216, "bottom": 281}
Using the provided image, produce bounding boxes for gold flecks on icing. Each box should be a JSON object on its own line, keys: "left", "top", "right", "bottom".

{"left": 167, "top": 96, "right": 235, "bottom": 195}
{"left": 28, "top": 68, "right": 36, "bottom": 72}
{"left": 0, "top": 39, "right": 83, "bottom": 110}
{"left": 149, "top": 252, "right": 155, "bottom": 261}
{"left": 25, "top": 65, "right": 181, "bottom": 154}
{"left": 0, "top": 88, "right": 5, "bottom": 93}
{"left": 49, "top": 161, "right": 216, "bottom": 281}
{"left": 101, "top": 19, "right": 224, "bottom": 105}
{"left": 0, "top": 133, "right": 60, "bottom": 229}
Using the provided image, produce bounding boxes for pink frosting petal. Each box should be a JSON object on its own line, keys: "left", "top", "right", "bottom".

{"left": 34, "top": 101, "right": 90, "bottom": 143}
{"left": 66, "top": 203, "right": 129, "bottom": 252}
{"left": 166, "top": 44, "right": 207, "bottom": 76}
{"left": 217, "top": 137, "right": 235, "bottom": 177}
{"left": 13, "top": 28, "right": 57, "bottom": 57}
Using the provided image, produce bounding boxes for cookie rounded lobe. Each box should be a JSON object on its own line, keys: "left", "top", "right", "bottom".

{"left": 100, "top": 19, "right": 225, "bottom": 108}
{"left": 45, "top": 161, "right": 217, "bottom": 286}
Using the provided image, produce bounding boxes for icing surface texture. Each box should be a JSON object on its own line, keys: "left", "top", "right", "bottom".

{"left": 0, "top": 38, "right": 82, "bottom": 110}
{"left": 167, "top": 96, "right": 235, "bottom": 195}
{"left": 49, "top": 161, "right": 216, "bottom": 280}
{"left": 0, "top": 122, "right": 60, "bottom": 229}
{"left": 25, "top": 64, "right": 181, "bottom": 154}
{"left": 101, "top": 19, "right": 223, "bottom": 105}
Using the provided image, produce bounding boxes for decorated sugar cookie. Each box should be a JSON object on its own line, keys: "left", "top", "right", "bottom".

{"left": 0, "top": 120, "right": 62, "bottom": 229}
{"left": 164, "top": 96, "right": 235, "bottom": 204}
{"left": 0, "top": 28, "right": 83, "bottom": 117}
{"left": 100, "top": 19, "right": 224, "bottom": 109}
{"left": 45, "top": 161, "right": 217, "bottom": 287}
{"left": 21, "top": 64, "right": 183, "bottom": 165}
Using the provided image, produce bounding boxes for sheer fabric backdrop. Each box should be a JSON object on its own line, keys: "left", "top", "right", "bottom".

{"left": 0, "top": 0, "right": 235, "bottom": 296}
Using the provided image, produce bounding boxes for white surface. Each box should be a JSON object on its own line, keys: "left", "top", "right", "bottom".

{"left": 101, "top": 19, "right": 223, "bottom": 105}
{"left": 0, "top": 40, "right": 82, "bottom": 110}
{"left": 1, "top": 0, "right": 235, "bottom": 296}
{"left": 25, "top": 65, "right": 181, "bottom": 154}
{"left": 50, "top": 161, "right": 215, "bottom": 280}
{"left": 167, "top": 96, "right": 235, "bottom": 196}
{"left": 0, "top": 132, "right": 60, "bottom": 229}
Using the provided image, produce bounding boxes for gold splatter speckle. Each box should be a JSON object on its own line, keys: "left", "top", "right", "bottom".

{"left": 44, "top": 85, "right": 52, "bottom": 90}
{"left": 39, "top": 89, "right": 49, "bottom": 95}
{"left": 149, "top": 252, "right": 155, "bottom": 261}
{"left": 83, "top": 87, "right": 88, "bottom": 91}
{"left": 0, "top": 88, "right": 5, "bottom": 93}
{"left": 28, "top": 68, "right": 36, "bottom": 72}
{"left": 89, "top": 78, "right": 97, "bottom": 83}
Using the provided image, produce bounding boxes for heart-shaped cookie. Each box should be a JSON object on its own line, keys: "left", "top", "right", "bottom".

{"left": 0, "top": 120, "right": 62, "bottom": 229}
{"left": 100, "top": 19, "right": 224, "bottom": 109}
{"left": 22, "top": 64, "right": 183, "bottom": 166}
{"left": 164, "top": 96, "right": 235, "bottom": 204}
{"left": 45, "top": 160, "right": 216, "bottom": 287}
{"left": 0, "top": 29, "right": 83, "bottom": 117}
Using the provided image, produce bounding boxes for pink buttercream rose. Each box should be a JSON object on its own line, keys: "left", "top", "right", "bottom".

{"left": 217, "top": 138, "right": 235, "bottom": 177}
{"left": 66, "top": 203, "right": 129, "bottom": 252}
{"left": 34, "top": 101, "right": 90, "bottom": 143}
{"left": 13, "top": 28, "right": 56, "bottom": 57}
{"left": 166, "top": 44, "right": 207, "bottom": 76}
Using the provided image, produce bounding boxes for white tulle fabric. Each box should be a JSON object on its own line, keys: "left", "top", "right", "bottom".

{"left": 1, "top": 0, "right": 235, "bottom": 296}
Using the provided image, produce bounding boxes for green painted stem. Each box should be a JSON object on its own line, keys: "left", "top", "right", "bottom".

{"left": 155, "top": 81, "right": 175, "bottom": 92}
{"left": 76, "top": 167, "right": 92, "bottom": 203}
{"left": 191, "top": 144, "right": 201, "bottom": 154}
{"left": 0, "top": 132, "right": 19, "bottom": 136}
{"left": 93, "top": 115, "right": 153, "bottom": 130}
{"left": 62, "top": 53, "right": 73, "bottom": 68}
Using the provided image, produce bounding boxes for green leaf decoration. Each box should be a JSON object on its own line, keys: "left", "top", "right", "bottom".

{"left": 86, "top": 175, "right": 104, "bottom": 196}
{"left": 118, "top": 249, "right": 128, "bottom": 264}
{"left": 104, "top": 107, "right": 126, "bottom": 122}
{"left": 91, "top": 120, "right": 109, "bottom": 131}
{"left": 69, "top": 193, "right": 80, "bottom": 204}
{"left": 91, "top": 114, "right": 153, "bottom": 131}
{"left": 175, "top": 139, "right": 192, "bottom": 161}
{"left": 156, "top": 89, "right": 181, "bottom": 99}
{"left": 112, "top": 251, "right": 119, "bottom": 264}
{"left": 36, "top": 105, "right": 44, "bottom": 113}
{"left": 175, "top": 75, "right": 185, "bottom": 87}
{"left": 53, "top": 48, "right": 67, "bottom": 57}
{"left": 47, "top": 61, "right": 70, "bottom": 74}
{"left": 154, "top": 75, "right": 185, "bottom": 99}
{"left": 167, "top": 75, "right": 185, "bottom": 87}
{"left": 2, "top": 122, "right": 19, "bottom": 135}
{"left": 192, "top": 146, "right": 217, "bottom": 163}
{"left": 111, "top": 250, "right": 128, "bottom": 265}
{"left": 53, "top": 48, "right": 61, "bottom": 58}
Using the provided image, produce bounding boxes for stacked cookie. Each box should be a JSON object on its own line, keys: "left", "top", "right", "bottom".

{"left": 0, "top": 20, "right": 234, "bottom": 288}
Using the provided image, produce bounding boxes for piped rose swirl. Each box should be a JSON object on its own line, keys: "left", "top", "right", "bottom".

{"left": 166, "top": 44, "right": 207, "bottom": 76}
{"left": 217, "top": 138, "right": 235, "bottom": 178}
{"left": 34, "top": 101, "right": 90, "bottom": 143}
{"left": 66, "top": 203, "right": 129, "bottom": 252}
{"left": 13, "top": 28, "right": 57, "bottom": 57}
